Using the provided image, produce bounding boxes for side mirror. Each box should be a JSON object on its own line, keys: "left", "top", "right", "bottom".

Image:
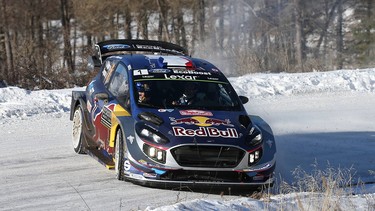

{"left": 95, "top": 93, "right": 109, "bottom": 104}
{"left": 239, "top": 96, "right": 249, "bottom": 104}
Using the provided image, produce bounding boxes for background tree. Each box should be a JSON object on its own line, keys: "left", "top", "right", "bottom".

{"left": 0, "top": 0, "right": 374, "bottom": 89}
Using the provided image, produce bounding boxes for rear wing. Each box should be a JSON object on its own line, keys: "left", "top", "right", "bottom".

{"left": 90, "top": 39, "right": 188, "bottom": 67}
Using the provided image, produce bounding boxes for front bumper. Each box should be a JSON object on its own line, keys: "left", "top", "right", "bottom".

{"left": 123, "top": 159, "right": 276, "bottom": 192}
{"left": 125, "top": 174, "right": 274, "bottom": 193}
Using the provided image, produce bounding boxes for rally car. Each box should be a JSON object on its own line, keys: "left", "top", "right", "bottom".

{"left": 70, "top": 39, "right": 276, "bottom": 190}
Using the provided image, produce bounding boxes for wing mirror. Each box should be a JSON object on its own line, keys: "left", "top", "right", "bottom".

{"left": 94, "top": 93, "right": 109, "bottom": 104}
{"left": 239, "top": 96, "right": 249, "bottom": 104}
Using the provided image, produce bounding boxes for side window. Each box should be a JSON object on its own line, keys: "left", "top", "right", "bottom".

{"left": 102, "top": 60, "right": 117, "bottom": 85}
{"left": 107, "top": 63, "right": 129, "bottom": 98}
{"left": 218, "top": 84, "right": 233, "bottom": 106}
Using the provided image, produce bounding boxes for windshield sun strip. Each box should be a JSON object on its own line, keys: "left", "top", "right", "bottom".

{"left": 133, "top": 78, "right": 228, "bottom": 84}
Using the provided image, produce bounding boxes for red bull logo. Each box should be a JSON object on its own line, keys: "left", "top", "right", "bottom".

{"left": 169, "top": 116, "right": 233, "bottom": 127}
{"left": 173, "top": 127, "right": 238, "bottom": 138}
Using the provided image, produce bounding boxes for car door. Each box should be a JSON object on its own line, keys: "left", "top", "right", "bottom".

{"left": 93, "top": 62, "right": 130, "bottom": 153}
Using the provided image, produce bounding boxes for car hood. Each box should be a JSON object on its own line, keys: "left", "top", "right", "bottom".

{"left": 137, "top": 109, "right": 251, "bottom": 148}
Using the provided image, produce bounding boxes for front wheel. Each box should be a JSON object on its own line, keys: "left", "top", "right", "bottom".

{"left": 115, "top": 129, "right": 126, "bottom": 180}
{"left": 72, "top": 106, "right": 86, "bottom": 154}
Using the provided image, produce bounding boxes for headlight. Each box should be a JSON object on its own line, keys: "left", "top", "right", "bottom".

{"left": 135, "top": 123, "right": 169, "bottom": 144}
{"left": 246, "top": 125, "right": 263, "bottom": 146}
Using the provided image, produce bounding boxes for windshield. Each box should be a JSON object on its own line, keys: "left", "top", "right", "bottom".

{"left": 134, "top": 80, "right": 242, "bottom": 111}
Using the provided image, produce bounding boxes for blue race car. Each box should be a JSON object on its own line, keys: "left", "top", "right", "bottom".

{"left": 70, "top": 40, "right": 276, "bottom": 190}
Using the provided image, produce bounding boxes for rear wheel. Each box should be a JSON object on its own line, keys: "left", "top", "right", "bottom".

{"left": 72, "top": 106, "right": 86, "bottom": 154}
{"left": 115, "top": 129, "right": 126, "bottom": 180}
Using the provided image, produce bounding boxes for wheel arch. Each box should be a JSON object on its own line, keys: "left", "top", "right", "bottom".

{"left": 70, "top": 91, "right": 87, "bottom": 120}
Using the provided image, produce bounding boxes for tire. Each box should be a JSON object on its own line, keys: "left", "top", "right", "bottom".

{"left": 72, "top": 106, "right": 86, "bottom": 154}
{"left": 115, "top": 129, "right": 126, "bottom": 180}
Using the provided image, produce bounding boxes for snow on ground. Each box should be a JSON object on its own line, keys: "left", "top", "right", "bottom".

{"left": 0, "top": 68, "right": 374, "bottom": 210}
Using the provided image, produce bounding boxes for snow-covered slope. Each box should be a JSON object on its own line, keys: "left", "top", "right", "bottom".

{"left": 230, "top": 69, "right": 375, "bottom": 97}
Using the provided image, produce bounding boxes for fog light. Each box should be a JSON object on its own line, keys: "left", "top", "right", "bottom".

{"left": 149, "top": 147, "right": 156, "bottom": 157}
{"left": 157, "top": 151, "right": 163, "bottom": 160}
{"left": 255, "top": 151, "right": 260, "bottom": 159}
{"left": 250, "top": 154, "right": 255, "bottom": 163}
{"left": 143, "top": 144, "right": 166, "bottom": 164}
{"left": 248, "top": 148, "right": 262, "bottom": 165}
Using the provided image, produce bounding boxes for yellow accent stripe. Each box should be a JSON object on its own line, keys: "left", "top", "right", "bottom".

{"left": 109, "top": 104, "right": 131, "bottom": 148}
{"left": 106, "top": 165, "right": 115, "bottom": 170}
{"left": 113, "top": 104, "right": 131, "bottom": 116}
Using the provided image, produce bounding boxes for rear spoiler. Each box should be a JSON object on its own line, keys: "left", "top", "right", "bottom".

{"left": 89, "top": 39, "right": 188, "bottom": 67}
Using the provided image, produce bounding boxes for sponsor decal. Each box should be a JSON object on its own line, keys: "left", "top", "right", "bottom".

{"left": 129, "top": 173, "right": 144, "bottom": 180}
{"left": 127, "top": 135, "right": 135, "bottom": 144}
{"left": 141, "top": 75, "right": 154, "bottom": 79}
{"left": 266, "top": 139, "right": 273, "bottom": 148}
{"left": 124, "top": 160, "right": 131, "bottom": 171}
{"left": 172, "top": 69, "right": 211, "bottom": 75}
{"left": 149, "top": 69, "right": 171, "bottom": 74}
{"left": 179, "top": 110, "right": 213, "bottom": 116}
{"left": 173, "top": 126, "right": 238, "bottom": 138}
{"left": 133, "top": 69, "right": 149, "bottom": 76}
{"left": 138, "top": 160, "right": 147, "bottom": 165}
{"left": 164, "top": 74, "right": 197, "bottom": 80}
{"left": 136, "top": 44, "right": 162, "bottom": 50}
{"left": 152, "top": 168, "right": 167, "bottom": 175}
{"left": 101, "top": 106, "right": 112, "bottom": 128}
{"left": 103, "top": 44, "right": 131, "bottom": 50}
{"left": 143, "top": 172, "right": 157, "bottom": 178}
{"left": 170, "top": 116, "right": 233, "bottom": 127}
{"left": 158, "top": 109, "right": 174, "bottom": 112}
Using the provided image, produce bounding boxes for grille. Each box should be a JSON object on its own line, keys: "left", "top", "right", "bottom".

{"left": 171, "top": 145, "right": 245, "bottom": 168}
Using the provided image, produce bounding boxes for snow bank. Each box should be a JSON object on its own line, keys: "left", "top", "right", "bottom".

{"left": 229, "top": 69, "right": 375, "bottom": 98}
{"left": 0, "top": 87, "right": 72, "bottom": 122}
{"left": 146, "top": 192, "right": 374, "bottom": 211}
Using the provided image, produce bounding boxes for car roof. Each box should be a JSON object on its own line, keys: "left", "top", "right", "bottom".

{"left": 111, "top": 54, "right": 224, "bottom": 77}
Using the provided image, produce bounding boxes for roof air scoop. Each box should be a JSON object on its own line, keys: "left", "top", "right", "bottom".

{"left": 155, "top": 57, "right": 168, "bottom": 68}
